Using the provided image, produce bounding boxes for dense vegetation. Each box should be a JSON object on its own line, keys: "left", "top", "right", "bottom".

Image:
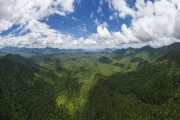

{"left": 0, "top": 43, "right": 180, "bottom": 120}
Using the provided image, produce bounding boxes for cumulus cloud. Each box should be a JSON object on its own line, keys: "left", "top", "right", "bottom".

{"left": 0, "top": 20, "right": 13, "bottom": 33}
{"left": 174, "top": 9, "right": 180, "bottom": 39}
{"left": 94, "top": 19, "right": 108, "bottom": 27}
{"left": 0, "top": 0, "right": 75, "bottom": 29}
{"left": 85, "top": 24, "right": 140, "bottom": 48}
{"left": 0, "top": 0, "right": 75, "bottom": 32}
{"left": 79, "top": 0, "right": 180, "bottom": 48}
{"left": 98, "top": 0, "right": 180, "bottom": 48}
{"left": 108, "top": 0, "right": 135, "bottom": 18}
{"left": 0, "top": 0, "right": 78, "bottom": 48}
{"left": 0, "top": 0, "right": 180, "bottom": 49}
{"left": 97, "top": 26, "right": 111, "bottom": 38}
{"left": 0, "top": 20, "right": 76, "bottom": 48}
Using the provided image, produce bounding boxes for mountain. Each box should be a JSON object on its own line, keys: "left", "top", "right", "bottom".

{"left": 157, "top": 50, "right": 180, "bottom": 64}
{"left": 164, "top": 42, "right": 180, "bottom": 51}
{"left": 0, "top": 54, "right": 58, "bottom": 119}
{"left": 155, "top": 42, "right": 180, "bottom": 56}
{"left": 113, "top": 47, "right": 137, "bottom": 56}
{"left": 138, "top": 45, "right": 155, "bottom": 54}
{"left": 0, "top": 54, "right": 35, "bottom": 78}
{"left": 0, "top": 46, "right": 85, "bottom": 54}
{"left": 84, "top": 56, "right": 180, "bottom": 120}
{"left": 4, "top": 54, "right": 37, "bottom": 66}
{"left": 99, "top": 56, "right": 111, "bottom": 64}
{"left": 100, "top": 48, "right": 115, "bottom": 53}
{"left": 0, "top": 42, "right": 179, "bottom": 56}
{"left": 0, "top": 55, "right": 34, "bottom": 119}
{"left": 0, "top": 42, "right": 180, "bottom": 120}
{"left": 113, "top": 42, "right": 180, "bottom": 60}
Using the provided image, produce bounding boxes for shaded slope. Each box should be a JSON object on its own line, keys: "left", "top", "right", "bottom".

{"left": 83, "top": 56, "right": 180, "bottom": 120}
{"left": 157, "top": 50, "right": 180, "bottom": 65}
{"left": 0, "top": 55, "right": 59, "bottom": 120}
{"left": 0, "top": 56, "right": 35, "bottom": 119}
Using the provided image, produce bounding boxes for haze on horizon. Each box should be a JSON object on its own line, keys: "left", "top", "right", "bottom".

{"left": 0, "top": 0, "right": 180, "bottom": 49}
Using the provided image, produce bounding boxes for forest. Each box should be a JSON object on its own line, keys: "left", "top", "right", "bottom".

{"left": 0, "top": 42, "right": 180, "bottom": 120}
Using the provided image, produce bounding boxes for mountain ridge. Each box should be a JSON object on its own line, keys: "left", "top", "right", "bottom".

{"left": 0, "top": 42, "right": 179, "bottom": 54}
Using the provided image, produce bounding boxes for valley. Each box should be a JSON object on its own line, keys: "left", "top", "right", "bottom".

{"left": 0, "top": 43, "right": 180, "bottom": 120}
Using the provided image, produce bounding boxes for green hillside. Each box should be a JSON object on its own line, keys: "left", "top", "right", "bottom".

{"left": 0, "top": 43, "right": 180, "bottom": 120}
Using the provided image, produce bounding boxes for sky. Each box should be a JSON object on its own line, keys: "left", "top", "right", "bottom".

{"left": 0, "top": 0, "right": 180, "bottom": 49}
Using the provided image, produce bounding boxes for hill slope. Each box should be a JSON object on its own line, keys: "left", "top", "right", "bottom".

{"left": 0, "top": 44, "right": 180, "bottom": 120}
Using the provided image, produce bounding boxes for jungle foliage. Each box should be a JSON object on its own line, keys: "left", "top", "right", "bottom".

{"left": 0, "top": 43, "right": 180, "bottom": 120}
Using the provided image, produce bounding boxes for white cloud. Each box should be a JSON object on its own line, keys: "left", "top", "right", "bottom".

{"left": 100, "top": 0, "right": 180, "bottom": 48}
{"left": 174, "top": 9, "right": 180, "bottom": 39}
{"left": 77, "top": 24, "right": 88, "bottom": 33}
{"left": 1, "top": 0, "right": 180, "bottom": 49}
{"left": 0, "top": 19, "right": 13, "bottom": 33}
{"left": 97, "top": 6, "right": 102, "bottom": 14}
{"left": 72, "top": 17, "right": 78, "bottom": 21}
{"left": 0, "top": 0, "right": 85, "bottom": 48}
{"left": 0, "top": 0, "right": 75, "bottom": 32}
{"left": 78, "top": 0, "right": 180, "bottom": 48}
{"left": 108, "top": 0, "right": 135, "bottom": 18}
{"left": 0, "top": 20, "right": 76, "bottom": 48}
{"left": 94, "top": 19, "right": 108, "bottom": 27}
{"left": 90, "top": 12, "right": 94, "bottom": 18}
{"left": 109, "top": 15, "right": 113, "bottom": 20}
{"left": 85, "top": 24, "right": 140, "bottom": 48}
{"left": 97, "top": 0, "right": 104, "bottom": 16}
{"left": 97, "top": 26, "right": 111, "bottom": 38}
{"left": 135, "top": 0, "right": 145, "bottom": 10}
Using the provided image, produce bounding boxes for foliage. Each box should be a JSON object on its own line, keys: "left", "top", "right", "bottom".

{"left": 99, "top": 56, "right": 111, "bottom": 64}
{"left": 0, "top": 45, "right": 180, "bottom": 120}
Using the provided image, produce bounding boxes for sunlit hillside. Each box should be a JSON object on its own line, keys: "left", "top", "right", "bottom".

{"left": 0, "top": 43, "right": 180, "bottom": 120}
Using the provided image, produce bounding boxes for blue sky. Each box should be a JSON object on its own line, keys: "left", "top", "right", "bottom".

{"left": 41, "top": 0, "right": 132, "bottom": 38}
{"left": 0, "top": 0, "right": 180, "bottom": 48}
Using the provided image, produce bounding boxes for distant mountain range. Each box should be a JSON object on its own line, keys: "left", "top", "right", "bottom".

{"left": 0, "top": 42, "right": 180, "bottom": 120}
{"left": 113, "top": 42, "right": 180, "bottom": 58}
{"left": 0, "top": 42, "right": 180, "bottom": 55}
{"left": 0, "top": 46, "right": 85, "bottom": 54}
